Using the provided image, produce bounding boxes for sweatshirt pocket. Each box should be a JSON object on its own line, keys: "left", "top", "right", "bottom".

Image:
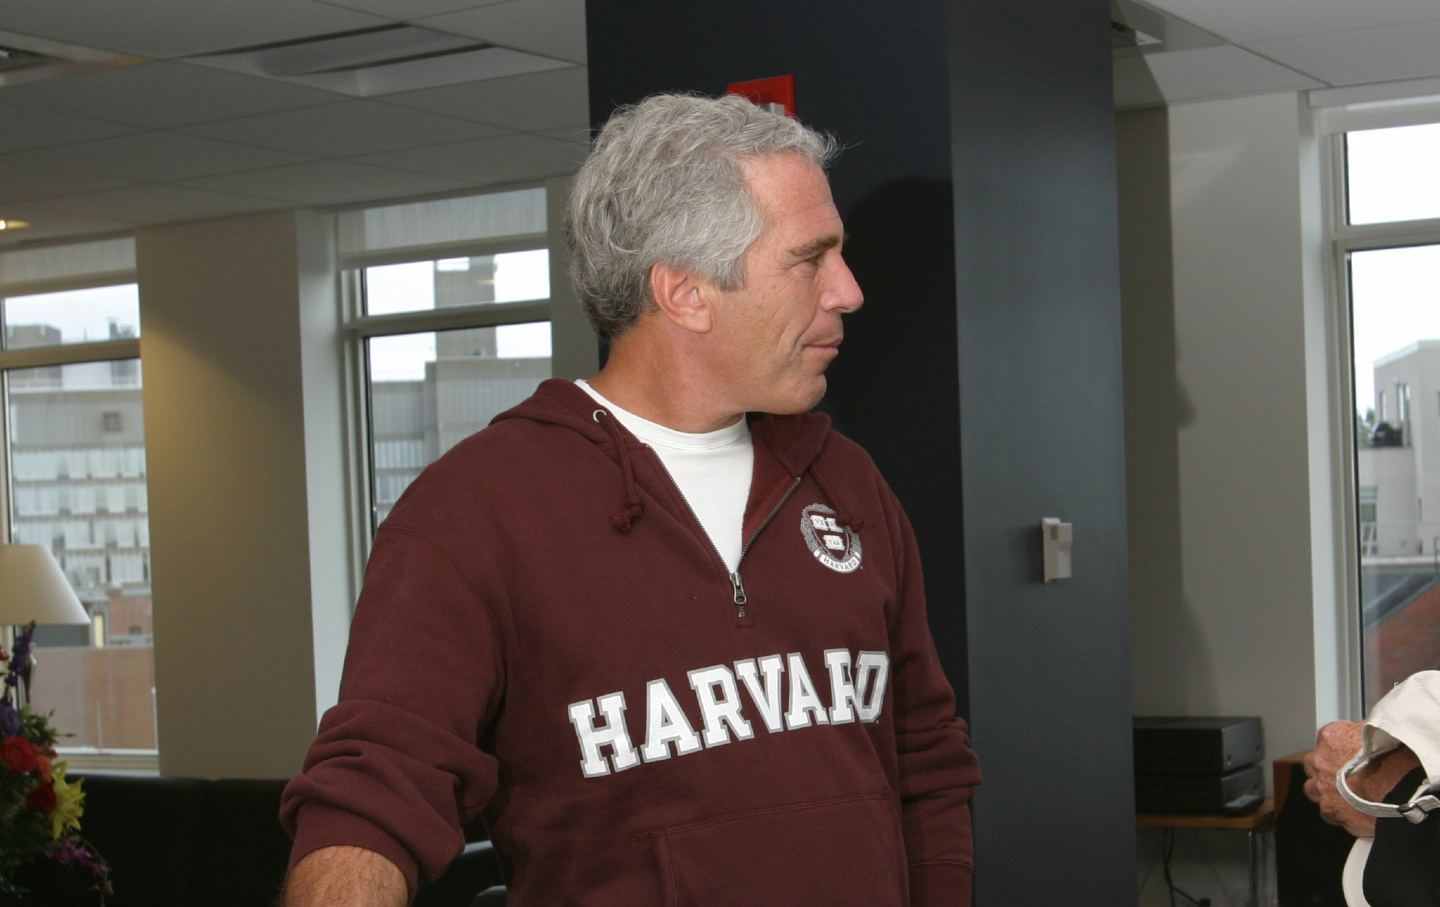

{"left": 651, "top": 792, "right": 908, "bottom": 907}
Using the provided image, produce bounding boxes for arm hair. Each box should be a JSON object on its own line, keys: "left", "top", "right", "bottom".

{"left": 281, "top": 845, "right": 408, "bottom": 907}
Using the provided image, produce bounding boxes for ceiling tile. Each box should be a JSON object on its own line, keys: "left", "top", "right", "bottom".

{"left": 1114, "top": 44, "right": 1324, "bottom": 110}
{"left": 27, "top": 184, "right": 280, "bottom": 225}
{"left": 181, "top": 160, "right": 470, "bottom": 205}
{"left": 0, "top": 0, "right": 389, "bottom": 58}
{"left": 383, "top": 65, "right": 587, "bottom": 131}
{"left": 180, "top": 101, "right": 506, "bottom": 157}
{"left": 1, "top": 133, "right": 308, "bottom": 182}
{"left": 422, "top": 0, "right": 587, "bottom": 64}
{"left": 1246, "top": 20, "right": 1440, "bottom": 88}
{"left": 538, "top": 124, "right": 592, "bottom": 145}
{"left": 0, "top": 160, "right": 133, "bottom": 203}
{"left": 1141, "top": 0, "right": 1440, "bottom": 44}
{"left": 355, "top": 132, "right": 586, "bottom": 184}
{"left": 0, "top": 105, "right": 138, "bottom": 153}
{"left": 0, "top": 62, "right": 344, "bottom": 128}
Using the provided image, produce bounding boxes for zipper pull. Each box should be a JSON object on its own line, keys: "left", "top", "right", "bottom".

{"left": 729, "top": 571, "right": 748, "bottom": 618}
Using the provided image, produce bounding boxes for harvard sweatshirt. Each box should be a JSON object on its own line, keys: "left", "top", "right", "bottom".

{"left": 281, "top": 378, "right": 981, "bottom": 906}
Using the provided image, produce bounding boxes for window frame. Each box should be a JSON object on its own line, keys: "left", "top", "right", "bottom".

{"left": 1322, "top": 99, "right": 1440, "bottom": 713}
{"left": 0, "top": 238, "right": 154, "bottom": 774}
{"left": 339, "top": 183, "right": 568, "bottom": 564}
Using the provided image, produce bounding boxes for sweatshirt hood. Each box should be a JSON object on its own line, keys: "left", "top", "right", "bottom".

{"left": 491, "top": 378, "right": 851, "bottom": 531}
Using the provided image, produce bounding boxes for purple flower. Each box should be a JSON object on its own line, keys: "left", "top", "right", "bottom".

{"left": 12, "top": 623, "right": 34, "bottom": 673}
{"left": 49, "top": 836, "right": 112, "bottom": 885}
{"left": 0, "top": 699, "right": 18, "bottom": 737}
{"left": 7, "top": 623, "right": 35, "bottom": 690}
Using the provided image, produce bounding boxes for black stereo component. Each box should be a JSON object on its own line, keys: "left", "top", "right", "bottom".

{"left": 1135, "top": 763, "right": 1265, "bottom": 814}
{"left": 1133, "top": 716, "right": 1264, "bottom": 777}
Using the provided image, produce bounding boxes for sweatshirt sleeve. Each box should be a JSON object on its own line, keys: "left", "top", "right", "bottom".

{"left": 888, "top": 499, "right": 982, "bottom": 906}
{"left": 280, "top": 525, "right": 504, "bottom": 896}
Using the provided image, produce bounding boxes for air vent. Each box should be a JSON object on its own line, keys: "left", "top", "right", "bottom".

{"left": 209, "top": 25, "right": 484, "bottom": 77}
{"left": 187, "top": 25, "right": 572, "bottom": 97}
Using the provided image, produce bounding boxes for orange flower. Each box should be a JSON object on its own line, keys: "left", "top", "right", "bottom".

{"left": 36, "top": 753, "right": 53, "bottom": 783}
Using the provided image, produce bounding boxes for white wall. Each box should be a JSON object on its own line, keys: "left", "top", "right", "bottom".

{"left": 1123, "top": 92, "right": 1343, "bottom": 763}
{"left": 1120, "top": 89, "right": 1346, "bottom": 907}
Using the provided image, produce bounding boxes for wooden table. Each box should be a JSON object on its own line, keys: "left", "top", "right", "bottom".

{"left": 1139, "top": 798, "right": 1276, "bottom": 906}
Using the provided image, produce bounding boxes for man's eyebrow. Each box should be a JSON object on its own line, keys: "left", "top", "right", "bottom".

{"left": 786, "top": 234, "right": 843, "bottom": 261}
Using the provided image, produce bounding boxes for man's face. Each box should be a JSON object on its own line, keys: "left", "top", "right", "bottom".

{"left": 705, "top": 153, "right": 864, "bottom": 416}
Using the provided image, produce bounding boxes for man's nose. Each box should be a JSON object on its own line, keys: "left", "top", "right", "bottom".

{"left": 824, "top": 258, "right": 864, "bottom": 314}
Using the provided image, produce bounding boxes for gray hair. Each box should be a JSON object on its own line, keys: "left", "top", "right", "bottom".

{"left": 566, "top": 93, "right": 838, "bottom": 342}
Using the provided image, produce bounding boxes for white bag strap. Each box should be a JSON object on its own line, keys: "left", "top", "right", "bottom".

{"left": 1335, "top": 671, "right": 1440, "bottom": 824}
{"left": 1338, "top": 745, "right": 1440, "bottom": 823}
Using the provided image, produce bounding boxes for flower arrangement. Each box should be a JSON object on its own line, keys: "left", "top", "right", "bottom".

{"left": 0, "top": 624, "right": 110, "bottom": 902}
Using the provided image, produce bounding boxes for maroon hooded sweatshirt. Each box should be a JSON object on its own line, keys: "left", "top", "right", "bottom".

{"left": 281, "top": 378, "right": 980, "bottom": 905}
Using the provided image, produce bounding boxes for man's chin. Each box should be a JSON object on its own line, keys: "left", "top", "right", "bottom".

{"left": 764, "top": 379, "right": 827, "bottom": 415}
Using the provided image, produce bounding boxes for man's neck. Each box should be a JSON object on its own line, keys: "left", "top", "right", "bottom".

{"left": 588, "top": 337, "right": 744, "bottom": 434}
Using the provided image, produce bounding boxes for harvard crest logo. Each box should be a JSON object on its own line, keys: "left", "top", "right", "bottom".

{"left": 800, "top": 503, "right": 862, "bottom": 573}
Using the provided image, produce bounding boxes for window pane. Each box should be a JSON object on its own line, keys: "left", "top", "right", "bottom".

{"left": 364, "top": 251, "right": 550, "bottom": 316}
{"left": 4, "top": 284, "right": 141, "bottom": 349}
{"left": 367, "top": 323, "right": 551, "bottom": 527}
{"left": 1347, "top": 124, "right": 1440, "bottom": 225}
{"left": 1349, "top": 243, "right": 1440, "bottom": 709}
{"left": 7, "top": 359, "right": 153, "bottom": 752}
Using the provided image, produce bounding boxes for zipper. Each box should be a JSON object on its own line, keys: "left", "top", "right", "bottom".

{"left": 729, "top": 476, "right": 803, "bottom": 619}
{"left": 642, "top": 445, "right": 802, "bottom": 620}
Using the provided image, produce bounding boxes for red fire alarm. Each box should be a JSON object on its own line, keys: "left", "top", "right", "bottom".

{"left": 726, "top": 75, "right": 796, "bottom": 118}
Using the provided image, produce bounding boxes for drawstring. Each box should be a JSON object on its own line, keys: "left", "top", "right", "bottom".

{"left": 593, "top": 409, "right": 645, "bottom": 532}
{"left": 809, "top": 463, "right": 864, "bottom": 532}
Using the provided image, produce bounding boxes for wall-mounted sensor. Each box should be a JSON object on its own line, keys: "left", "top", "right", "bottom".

{"left": 1041, "top": 517, "right": 1072, "bottom": 583}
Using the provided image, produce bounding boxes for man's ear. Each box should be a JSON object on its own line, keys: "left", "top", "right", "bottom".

{"left": 649, "top": 260, "right": 713, "bottom": 334}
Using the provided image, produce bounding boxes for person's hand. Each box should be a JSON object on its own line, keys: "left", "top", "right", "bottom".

{"left": 1303, "top": 720, "right": 1376, "bottom": 838}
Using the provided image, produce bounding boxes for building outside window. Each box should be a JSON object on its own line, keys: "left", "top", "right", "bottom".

{"left": 0, "top": 237, "right": 154, "bottom": 758}
{"left": 1335, "top": 119, "right": 1440, "bottom": 708}
{"left": 340, "top": 189, "right": 555, "bottom": 536}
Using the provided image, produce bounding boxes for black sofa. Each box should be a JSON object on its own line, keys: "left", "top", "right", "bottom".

{"left": 24, "top": 775, "right": 505, "bottom": 907}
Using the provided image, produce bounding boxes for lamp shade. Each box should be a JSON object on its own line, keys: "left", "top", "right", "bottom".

{"left": 0, "top": 544, "right": 89, "bottom": 626}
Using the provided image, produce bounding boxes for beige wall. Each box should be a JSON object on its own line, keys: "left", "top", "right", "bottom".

{"left": 137, "top": 211, "right": 349, "bottom": 779}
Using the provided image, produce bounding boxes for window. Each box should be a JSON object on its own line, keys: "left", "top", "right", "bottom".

{"left": 341, "top": 189, "right": 556, "bottom": 534}
{"left": 0, "top": 237, "right": 154, "bottom": 757}
{"left": 1334, "top": 119, "right": 1440, "bottom": 709}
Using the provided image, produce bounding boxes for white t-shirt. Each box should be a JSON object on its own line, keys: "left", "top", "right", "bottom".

{"left": 577, "top": 380, "right": 753, "bottom": 572}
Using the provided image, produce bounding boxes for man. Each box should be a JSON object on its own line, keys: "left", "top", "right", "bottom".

{"left": 281, "top": 93, "right": 980, "bottom": 906}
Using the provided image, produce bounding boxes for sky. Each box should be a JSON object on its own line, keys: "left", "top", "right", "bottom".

{"left": 364, "top": 249, "right": 552, "bottom": 381}
{"left": 1346, "top": 123, "right": 1440, "bottom": 414}
{"left": 3, "top": 284, "right": 139, "bottom": 347}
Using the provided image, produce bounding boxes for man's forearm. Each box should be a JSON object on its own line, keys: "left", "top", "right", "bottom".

{"left": 283, "top": 845, "right": 408, "bottom": 907}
